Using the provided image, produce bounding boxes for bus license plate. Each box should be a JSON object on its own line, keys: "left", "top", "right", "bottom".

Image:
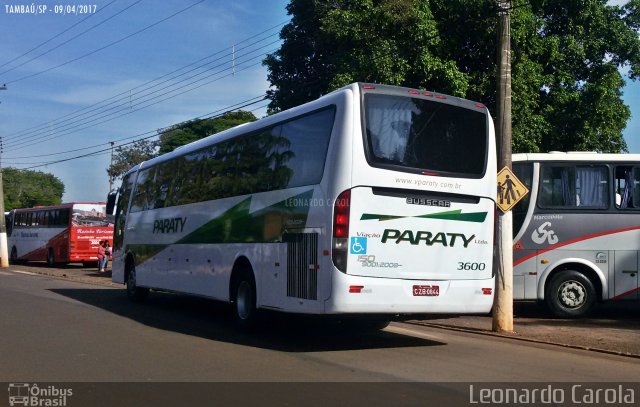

{"left": 413, "top": 285, "right": 439, "bottom": 296}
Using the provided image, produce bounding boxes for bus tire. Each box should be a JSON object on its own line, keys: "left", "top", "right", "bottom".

{"left": 545, "top": 270, "right": 596, "bottom": 318}
{"left": 10, "top": 246, "right": 19, "bottom": 264}
{"left": 46, "top": 248, "right": 56, "bottom": 267}
{"left": 126, "top": 266, "right": 149, "bottom": 302}
{"left": 231, "top": 270, "right": 259, "bottom": 330}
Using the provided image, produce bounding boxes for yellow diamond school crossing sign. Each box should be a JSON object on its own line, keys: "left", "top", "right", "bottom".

{"left": 497, "top": 166, "right": 529, "bottom": 212}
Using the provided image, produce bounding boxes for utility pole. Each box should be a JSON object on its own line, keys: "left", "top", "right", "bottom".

{"left": 109, "top": 141, "right": 115, "bottom": 191}
{"left": 0, "top": 136, "right": 7, "bottom": 268}
{"left": 0, "top": 84, "right": 8, "bottom": 268}
{"left": 493, "top": 0, "right": 513, "bottom": 332}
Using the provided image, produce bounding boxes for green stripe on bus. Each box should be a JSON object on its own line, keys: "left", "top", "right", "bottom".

{"left": 177, "top": 189, "right": 314, "bottom": 244}
{"left": 127, "top": 190, "right": 315, "bottom": 267}
{"left": 361, "top": 210, "right": 488, "bottom": 223}
{"left": 128, "top": 244, "right": 169, "bottom": 266}
{"left": 360, "top": 214, "right": 404, "bottom": 221}
{"left": 415, "top": 210, "right": 488, "bottom": 222}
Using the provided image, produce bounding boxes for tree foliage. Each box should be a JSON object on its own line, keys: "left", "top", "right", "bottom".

{"left": 107, "top": 139, "right": 159, "bottom": 187}
{"left": 264, "top": 0, "right": 640, "bottom": 153}
{"left": 3, "top": 167, "right": 65, "bottom": 210}
{"left": 107, "top": 111, "right": 258, "bottom": 184}
{"left": 158, "top": 111, "right": 258, "bottom": 155}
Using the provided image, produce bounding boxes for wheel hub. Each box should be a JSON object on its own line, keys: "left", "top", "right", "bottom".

{"left": 559, "top": 281, "right": 586, "bottom": 308}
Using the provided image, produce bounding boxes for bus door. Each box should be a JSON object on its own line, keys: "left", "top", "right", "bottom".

{"left": 512, "top": 161, "right": 536, "bottom": 299}
{"left": 613, "top": 251, "right": 638, "bottom": 300}
{"left": 612, "top": 165, "right": 640, "bottom": 300}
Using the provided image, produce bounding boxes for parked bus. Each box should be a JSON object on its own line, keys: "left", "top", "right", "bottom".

{"left": 512, "top": 152, "right": 640, "bottom": 317}
{"left": 107, "top": 83, "right": 496, "bottom": 327}
{"left": 7, "top": 202, "right": 114, "bottom": 266}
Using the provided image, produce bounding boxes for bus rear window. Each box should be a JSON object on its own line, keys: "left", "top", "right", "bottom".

{"left": 72, "top": 204, "right": 110, "bottom": 226}
{"left": 363, "top": 94, "right": 487, "bottom": 177}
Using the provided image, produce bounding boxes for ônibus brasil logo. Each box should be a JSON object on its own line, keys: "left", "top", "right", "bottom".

{"left": 8, "top": 383, "right": 73, "bottom": 407}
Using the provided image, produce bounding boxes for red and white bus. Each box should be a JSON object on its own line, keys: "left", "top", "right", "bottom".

{"left": 7, "top": 202, "right": 114, "bottom": 266}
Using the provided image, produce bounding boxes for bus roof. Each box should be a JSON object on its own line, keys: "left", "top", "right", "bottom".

{"left": 131, "top": 82, "right": 489, "bottom": 174}
{"left": 11, "top": 202, "right": 106, "bottom": 212}
{"left": 513, "top": 152, "right": 640, "bottom": 163}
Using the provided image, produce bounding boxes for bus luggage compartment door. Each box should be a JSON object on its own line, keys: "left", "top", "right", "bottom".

{"left": 613, "top": 250, "right": 638, "bottom": 300}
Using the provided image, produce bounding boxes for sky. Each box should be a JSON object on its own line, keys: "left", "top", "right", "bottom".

{"left": 0, "top": 0, "right": 290, "bottom": 202}
{"left": 0, "top": 0, "right": 638, "bottom": 203}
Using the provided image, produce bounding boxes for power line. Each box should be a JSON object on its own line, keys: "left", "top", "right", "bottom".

{"left": 2, "top": 37, "right": 279, "bottom": 146}
{"left": 3, "top": 0, "right": 205, "bottom": 84}
{"left": 3, "top": 48, "right": 276, "bottom": 151}
{"left": 3, "top": 42, "right": 277, "bottom": 148}
{"left": 17, "top": 100, "right": 270, "bottom": 170}
{"left": 2, "top": 94, "right": 267, "bottom": 161}
{"left": 2, "top": 21, "right": 286, "bottom": 144}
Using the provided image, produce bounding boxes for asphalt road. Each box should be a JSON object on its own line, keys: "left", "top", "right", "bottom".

{"left": 1, "top": 269, "right": 639, "bottom": 406}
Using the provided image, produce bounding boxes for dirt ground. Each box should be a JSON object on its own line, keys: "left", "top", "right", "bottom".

{"left": 9, "top": 262, "right": 640, "bottom": 358}
{"left": 408, "top": 301, "right": 640, "bottom": 357}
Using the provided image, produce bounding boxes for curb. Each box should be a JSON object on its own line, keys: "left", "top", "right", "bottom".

{"left": 407, "top": 321, "right": 640, "bottom": 359}
{"left": 9, "top": 267, "right": 120, "bottom": 289}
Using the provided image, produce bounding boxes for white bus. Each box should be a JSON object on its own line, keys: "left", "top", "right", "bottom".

{"left": 108, "top": 83, "right": 496, "bottom": 328}
{"left": 512, "top": 152, "right": 640, "bottom": 317}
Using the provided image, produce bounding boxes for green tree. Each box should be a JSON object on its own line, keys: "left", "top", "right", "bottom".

{"left": 107, "top": 139, "right": 159, "bottom": 187}
{"left": 158, "top": 111, "right": 258, "bottom": 155}
{"left": 265, "top": 0, "right": 640, "bottom": 153}
{"left": 3, "top": 168, "right": 65, "bottom": 210}
{"left": 107, "top": 111, "right": 258, "bottom": 186}
{"left": 263, "top": 0, "right": 468, "bottom": 112}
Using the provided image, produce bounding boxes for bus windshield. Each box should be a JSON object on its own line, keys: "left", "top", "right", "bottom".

{"left": 364, "top": 94, "right": 487, "bottom": 176}
{"left": 72, "top": 203, "right": 111, "bottom": 226}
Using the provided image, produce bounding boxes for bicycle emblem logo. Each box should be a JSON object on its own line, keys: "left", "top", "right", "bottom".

{"left": 350, "top": 237, "right": 367, "bottom": 254}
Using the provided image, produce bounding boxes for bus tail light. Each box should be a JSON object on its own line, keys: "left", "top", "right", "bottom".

{"left": 332, "top": 189, "right": 351, "bottom": 273}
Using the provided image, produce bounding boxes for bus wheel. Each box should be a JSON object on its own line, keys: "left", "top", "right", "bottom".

{"left": 10, "top": 247, "right": 19, "bottom": 264}
{"left": 232, "top": 270, "right": 258, "bottom": 330}
{"left": 126, "top": 266, "right": 149, "bottom": 302}
{"left": 46, "top": 249, "right": 55, "bottom": 267}
{"left": 546, "top": 270, "right": 596, "bottom": 318}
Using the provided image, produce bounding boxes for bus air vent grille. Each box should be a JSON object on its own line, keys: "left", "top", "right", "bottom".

{"left": 284, "top": 233, "right": 318, "bottom": 300}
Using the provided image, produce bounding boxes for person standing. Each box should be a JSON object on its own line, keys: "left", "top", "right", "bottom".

{"left": 97, "top": 240, "right": 106, "bottom": 272}
{"left": 103, "top": 240, "right": 111, "bottom": 272}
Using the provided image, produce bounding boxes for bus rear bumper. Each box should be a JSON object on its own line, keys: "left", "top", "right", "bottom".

{"left": 325, "top": 274, "right": 495, "bottom": 315}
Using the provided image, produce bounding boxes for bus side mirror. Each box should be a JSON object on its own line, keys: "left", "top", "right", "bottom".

{"left": 106, "top": 190, "right": 117, "bottom": 215}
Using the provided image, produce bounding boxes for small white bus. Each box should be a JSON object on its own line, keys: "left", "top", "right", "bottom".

{"left": 513, "top": 152, "right": 640, "bottom": 317}
{"left": 108, "top": 83, "right": 496, "bottom": 327}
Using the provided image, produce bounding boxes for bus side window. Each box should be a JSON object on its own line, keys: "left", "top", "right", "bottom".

{"left": 575, "top": 166, "right": 608, "bottom": 208}
{"left": 614, "top": 166, "right": 638, "bottom": 209}
{"left": 6, "top": 213, "right": 12, "bottom": 236}
{"left": 512, "top": 162, "right": 533, "bottom": 236}
{"left": 633, "top": 167, "right": 640, "bottom": 208}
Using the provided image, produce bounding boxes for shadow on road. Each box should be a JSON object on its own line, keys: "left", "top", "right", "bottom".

{"left": 49, "top": 288, "right": 446, "bottom": 352}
